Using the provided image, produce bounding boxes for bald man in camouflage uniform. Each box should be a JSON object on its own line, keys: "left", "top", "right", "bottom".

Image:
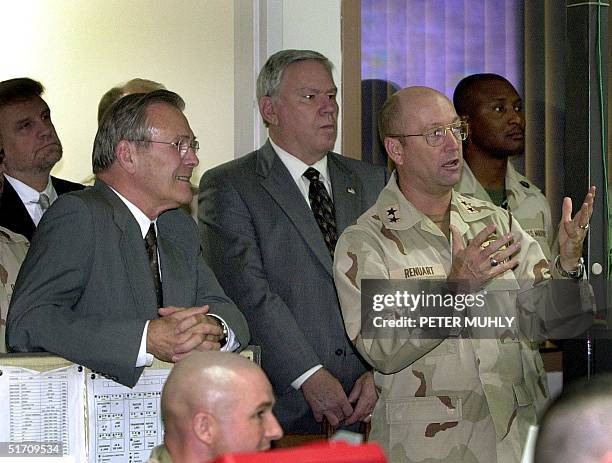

{"left": 333, "top": 86, "right": 594, "bottom": 463}
{"left": 0, "top": 226, "right": 28, "bottom": 352}
{"left": 453, "top": 73, "right": 555, "bottom": 260}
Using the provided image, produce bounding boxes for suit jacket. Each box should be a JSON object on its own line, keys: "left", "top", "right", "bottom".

{"left": 7, "top": 180, "right": 249, "bottom": 387}
{"left": 198, "top": 141, "right": 388, "bottom": 432}
{"left": 0, "top": 176, "right": 84, "bottom": 241}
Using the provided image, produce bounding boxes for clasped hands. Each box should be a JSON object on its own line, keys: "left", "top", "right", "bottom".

{"left": 147, "top": 305, "right": 224, "bottom": 363}
{"left": 301, "top": 369, "right": 377, "bottom": 428}
{"left": 448, "top": 186, "right": 596, "bottom": 290}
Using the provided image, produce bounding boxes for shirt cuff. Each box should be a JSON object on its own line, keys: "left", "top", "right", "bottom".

{"left": 291, "top": 364, "right": 323, "bottom": 390}
{"left": 207, "top": 314, "right": 240, "bottom": 352}
{"left": 136, "top": 320, "right": 154, "bottom": 367}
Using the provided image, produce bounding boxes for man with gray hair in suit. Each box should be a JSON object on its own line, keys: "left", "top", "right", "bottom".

{"left": 199, "top": 49, "right": 388, "bottom": 436}
{"left": 8, "top": 90, "right": 249, "bottom": 386}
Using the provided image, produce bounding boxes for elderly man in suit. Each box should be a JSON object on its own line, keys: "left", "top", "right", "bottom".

{"left": 7, "top": 90, "right": 249, "bottom": 387}
{"left": 199, "top": 49, "right": 388, "bottom": 435}
{"left": 0, "top": 78, "right": 83, "bottom": 240}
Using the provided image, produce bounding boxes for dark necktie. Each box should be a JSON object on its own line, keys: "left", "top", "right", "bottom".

{"left": 144, "top": 223, "right": 163, "bottom": 307}
{"left": 303, "top": 167, "right": 338, "bottom": 258}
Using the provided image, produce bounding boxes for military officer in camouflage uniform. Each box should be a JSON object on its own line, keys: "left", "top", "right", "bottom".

{"left": 453, "top": 73, "right": 555, "bottom": 260}
{"left": 453, "top": 73, "right": 558, "bottom": 419}
{"left": 333, "top": 86, "right": 594, "bottom": 463}
{"left": 0, "top": 225, "right": 28, "bottom": 352}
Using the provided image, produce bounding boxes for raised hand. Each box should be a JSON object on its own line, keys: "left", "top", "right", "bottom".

{"left": 448, "top": 224, "right": 520, "bottom": 290}
{"left": 558, "top": 186, "right": 596, "bottom": 271}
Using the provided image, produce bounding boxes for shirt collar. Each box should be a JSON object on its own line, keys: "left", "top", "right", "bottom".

{"left": 378, "top": 171, "right": 494, "bottom": 236}
{"left": 269, "top": 138, "right": 330, "bottom": 186}
{"left": 108, "top": 186, "right": 156, "bottom": 238}
{"left": 4, "top": 174, "right": 56, "bottom": 204}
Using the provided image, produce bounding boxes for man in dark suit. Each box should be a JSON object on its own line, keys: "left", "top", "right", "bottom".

{"left": 7, "top": 90, "right": 249, "bottom": 387}
{"left": 199, "top": 50, "right": 388, "bottom": 434}
{"left": 0, "top": 78, "right": 83, "bottom": 240}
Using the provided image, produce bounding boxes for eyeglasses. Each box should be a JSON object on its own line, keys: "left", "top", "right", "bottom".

{"left": 388, "top": 121, "right": 468, "bottom": 147}
{"left": 132, "top": 139, "right": 200, "bottom": 158}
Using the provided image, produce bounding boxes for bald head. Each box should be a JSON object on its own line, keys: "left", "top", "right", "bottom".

{"left": 160, "top": 352, "right": 282, "bottom": 462}
{"left": 379, "top": 86, "right": 453, "bottom": 141}
{"left": 162, "top": 351, "right": 261, "bottom": 428}
{"left": 535, "top": 374, "right": 612, "bottom": 463}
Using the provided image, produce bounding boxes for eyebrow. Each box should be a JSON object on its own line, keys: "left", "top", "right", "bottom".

{"left": 253, "top": 400, "right": 275, "bottom": 412}
{"left": 425, "top": 118, "right": 461, "bottom": 129}
{"left": 490, "top": 97, "right": 522, "bottom": 103}
{"left": 14, "top": 116, "right": 32, "bottom": 126}
{"left": 297, "top": 86, "right": 337, "bottom": 93}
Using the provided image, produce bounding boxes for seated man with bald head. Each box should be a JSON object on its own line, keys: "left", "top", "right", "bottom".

{"left": 148, "top": 352, "right": 283, "bottom": 463}
{"left": 535, "top": 374, "right": 612, "bottom": 463}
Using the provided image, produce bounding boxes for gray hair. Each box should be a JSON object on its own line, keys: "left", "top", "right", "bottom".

{"left": 92, "top": 89, "right": 185, "bottom": 173}
{"left": 256, "top": 49, "right": 334, "bottom": 101}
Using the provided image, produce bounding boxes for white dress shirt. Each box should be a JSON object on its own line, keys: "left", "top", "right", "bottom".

{"left": 110, "top": 187, "right": 238, "bottom": 368}
{"left": 4, "top": 174, "right": 57, "bottom": 226}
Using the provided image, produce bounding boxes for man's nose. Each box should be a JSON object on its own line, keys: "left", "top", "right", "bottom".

{"left": 265, "top": 413, "right": 284, "bottom": 442}
{"left": 444, "top": 127, "right": 460, "bottom": 148}
{"left": 320, "top": 96, "right": 338, "bottom": 115}
{"left": 183, "top": 147, "right": 199, "bottom": 168}
{"left": 37, "top": 120, "right": 54, "bottom": 139}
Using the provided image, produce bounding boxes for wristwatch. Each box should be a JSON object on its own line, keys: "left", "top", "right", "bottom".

{"left": 554, "top": 255, "right": 584, "bottom": 279}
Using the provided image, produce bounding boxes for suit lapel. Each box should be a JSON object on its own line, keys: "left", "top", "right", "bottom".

{"left": 0, "top": 180, "right": 35, "bottom": 240}
{"left": 328, "top": 154, "right": 362, "bottom": 235}
{"left": 95, "top": 181, "right": 158, "bottom": 316}
{"left": 157, "top": 219, "right": 189, "bottom": 307}
{"left": 257, "top": 141, "right": 334, "bottom": 276}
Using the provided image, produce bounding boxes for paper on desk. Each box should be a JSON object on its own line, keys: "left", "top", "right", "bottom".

{"left": 0, "top": 364, "right": 85, "bottom": 462}
{"left": 87, "top": 368, "right": 171, "bottom": 463}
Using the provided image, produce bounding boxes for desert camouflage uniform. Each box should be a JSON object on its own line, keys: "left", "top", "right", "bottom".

{"left": 146, "top": 444, "right": 172, "bottom": 463}
{"left": 456, "top": 162, "right": 555, "bottom": 260}
{"left": 456, "top": 162, "right": 557, "bottom": 420}
{"left": 0, "top": 226, "right": 28, "bottom": 353}
{"left": 333, "top": 173, "right": 563, "bottom": 463}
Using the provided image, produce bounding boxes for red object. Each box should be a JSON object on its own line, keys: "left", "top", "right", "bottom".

{"left": 211, "top": 441, "right": 387, "bottom": 463}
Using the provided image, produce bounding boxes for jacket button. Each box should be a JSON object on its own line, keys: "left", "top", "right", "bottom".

{"left": 335, "top": 349, "right": 343, "bottom": 356}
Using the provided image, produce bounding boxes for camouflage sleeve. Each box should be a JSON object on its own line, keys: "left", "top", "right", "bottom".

{"left": 0, "top": 232, "right": 29, "bottom": 353}
{"left": 510, "top": 213, "right": 594, "bottom": 340}
{"left": 510, "top": 216, "right": 550, "bottom": 287}
{"left": 333, "top": 226, "right": 443, "bottom": 374}
{"left": 543, "top": 200, "right": 558, "bottom": 258}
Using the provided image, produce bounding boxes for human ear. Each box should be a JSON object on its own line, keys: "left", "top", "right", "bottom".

{"left": 115, "top": 140, "right": 137, "bottom": 174}
{"left": 259, "top": 96, "right": 278, "bottom": 126}
{"left": 192, "top": 411, "right": 214, "bottom": 445}
{"left": 384, "top": 137, "right": 404, "bottom": 166}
